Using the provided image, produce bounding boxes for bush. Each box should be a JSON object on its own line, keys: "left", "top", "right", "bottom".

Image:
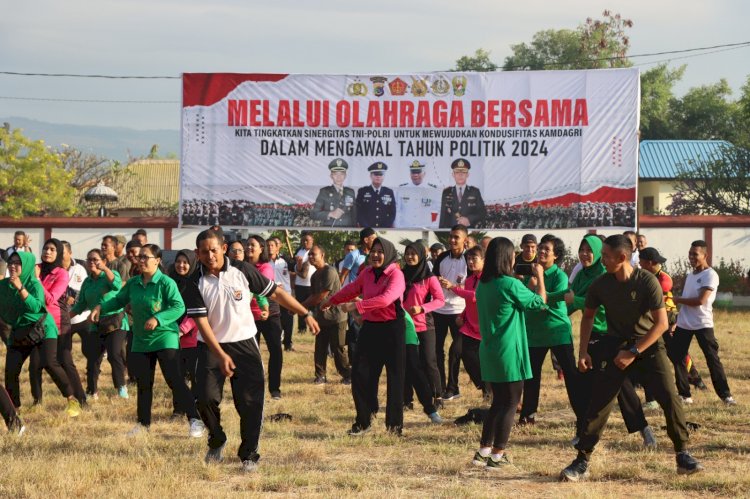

{"left": 667, "top": 258, "right": 750, "bottom": 296}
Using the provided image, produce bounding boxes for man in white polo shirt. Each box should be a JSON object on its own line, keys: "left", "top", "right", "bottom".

{"left": 184, "top": 229, "right": 319, "bottom": 473}
{"left": 671, "top": 240, "right": 735, "bottom": 406}
{"left": 294, "top": 232, "right": 316, "bottom": 336}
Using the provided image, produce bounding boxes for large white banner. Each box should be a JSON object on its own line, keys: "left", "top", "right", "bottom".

{"left": 181, "top": 69, "right": 639, "bottom": 229}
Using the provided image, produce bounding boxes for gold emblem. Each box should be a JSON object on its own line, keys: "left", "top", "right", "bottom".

{"left": 336, "top": 159, "right": 343, "bottom": 167}
{"left": 431, "top": 77, "right": 450, "bottom": 96}
{"left": 411, "top": 77, "right": 428, "bottom": 97}
{"left": 347, "top": 81, "right": 368, "bottom": 97}
{"left": 452, "top": 75, "right": 467, "bottom": 97}
{"left": 388, "top": 78, "right": 407, "bottom": 96}
{"left": 152, "top": 302, "right": 162, "bottom": 313}
{"left": 458, "top": 160, "right": 465, "bottom": 167}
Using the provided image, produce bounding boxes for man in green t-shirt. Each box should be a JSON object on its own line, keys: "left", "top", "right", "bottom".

{"left": 560, "top": 235, "right": 703, "bottom": 482}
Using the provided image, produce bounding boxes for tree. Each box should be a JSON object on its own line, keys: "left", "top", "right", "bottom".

{"left": 639, "top": 64, "right": 686, "bottom": 140}
{"left": 502, "top": 11, "right": 633, "bottom": 70}
{"left": 453, "top": 49, "right": 498, "bottom": 72}
{"left": 672, "top": 79, "right": 742, "bottom": 143}
{"left": 0, "top": 126, "right": 77, "bottom": 218}
{"left": 667, "top": 144, "right": 750, "bottom": 215}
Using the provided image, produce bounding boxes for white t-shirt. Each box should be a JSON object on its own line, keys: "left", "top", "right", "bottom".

{"left": 67, "top": 262, "right": 91, "bottom": 324}
{"left": 272, "top": 256, "right": 291, "bottom": 292}
{"left": 434, "top": 251, "right": 467, "bottom": 315}
{"left": 568, "top": 262, "right": 583, "bottom": 284}
{"left": 294, "top": 248, "right": 315, "bottom": 287}
{"left": 676, "top": 267, "right": 719, "bottom": 330}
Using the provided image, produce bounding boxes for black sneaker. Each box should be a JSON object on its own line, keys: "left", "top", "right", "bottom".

{"left": 442, "top": 390, "right": 461, "bottom": 401}
{"left": 270, "top": 391, "right": 282, "bottom": 400}
{"left": 676, "top": 451, "right": 704, "bottom": 475}
{"left": 341, "top": 378, "right": 351, "bottom": 386}
{"left": 313, "top": 376, "right": 327, "bottom": 385}
{"left": 559, "top": 456, "right": 589, "bottom": 482}
{"left": 347, "top": 423, "right": 371, "bottom": 436}
{"left": 517, "top": 415, "right": 536, "bottom": 426}
{"left": 204, "top": 441, "right": 227, "bottom": 464}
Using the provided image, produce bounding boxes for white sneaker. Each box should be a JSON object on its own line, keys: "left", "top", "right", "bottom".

{"left": 681, "top": 396, "right": 694, "bottom": 405}
{"left": 127, "top": 423, "right": 148, "bottom": 437}
{"left": 189, "top": 418, "right": 206, "bottom": 438}
{"left": 723, "top": 396, "right": 737, "bottom": 406}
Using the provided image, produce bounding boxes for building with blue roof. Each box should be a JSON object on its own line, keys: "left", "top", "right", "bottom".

{"left": 638, "top": 140, "right": 733, "bottom": 214}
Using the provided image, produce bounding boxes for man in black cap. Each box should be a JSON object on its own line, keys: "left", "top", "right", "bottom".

{"left": 395, "top": 160, "right": 441, "bottom": 229}
{"left": 513, "top": 233, "right": 538, "bottom": 275}
{"left": 312, "top": 158, "right": 356, "bottom": 227}
{"left": 439, "top": 158, "right": 486, "bottom": 228}
{"left": 356, "top": 162, "right": 396, "bottom": 228}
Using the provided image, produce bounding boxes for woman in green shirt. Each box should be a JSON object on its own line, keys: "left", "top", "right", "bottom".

{"left": 518, "top": 236, "right": 583, "bottom": 427}
{"left": 472, "top": 237, "right": 546, "bottom": 470}
{"left": 70, "top": 249, "right": 129, "bottom": 399}
{"left": 1, "top": 252, "right": 81, "bottom": 418}
{"left": 92, "top": 244, "right": 203, "bottom": 438}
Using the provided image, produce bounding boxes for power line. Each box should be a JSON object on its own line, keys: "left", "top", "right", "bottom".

{"left": 0, "top": 96, "right": 179, "bottom": 104}
{"left": 1, "top": 41, "right": 749, "bottom": 78}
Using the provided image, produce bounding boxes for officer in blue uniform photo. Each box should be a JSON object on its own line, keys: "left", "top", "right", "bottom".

{"left": 356, "top": 162, "right": 396, "bottom": 228}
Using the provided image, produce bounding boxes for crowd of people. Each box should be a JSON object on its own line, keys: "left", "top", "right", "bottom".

{"left": 483, "top": 201, "right": 637, "bottom": 230}
{"left": 0, "top": 225, "right": 737, "bottom": 480}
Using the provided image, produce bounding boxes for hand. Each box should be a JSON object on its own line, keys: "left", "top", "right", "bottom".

{"left": 455, "top": 315, "right": 464, "bottom": 327}
{"left": 329, "top": 208, "right": 344, "bottom": 219}
{"left": 340, "top": 302, "right": 357, "bottom": 313}
{"left": 564, "top": 291, "right": 575, "bottom": 306}
{"left": 528, "top": 276, "right": 538, "bottom": 288}
{"left": 438, "top": 277, "right": 453, "bottom": 289}
{"left": 219, "top": 352, "right": 236, "bottom": 377}
{"left": 259, "top": 309, "right": 269, "bottom": 321}
{"left": 144, "top": 317, "right": 158, "bottom": 330}
{"left": 304, "top": 315, "right": 321, "bottom": 335}
{"left": 90, "top": 306, "right": 101, "bottom": 323}
{"left": 295, "top": 256, "right": 303, "bottom": 265}
{"left": 457, "top": 216, "right": 470, "bottom": 226}
{"left": 96, "top": 260, "right": 107, "bottom": 272}
{"left": 8, "top": 273, "right": 22, "bottom": 291}
{"left": 67, "top": 295, "right": 76, "bottom": 306}
{"left": 578, "top": 352, "right": 592, "bottom": 373}
{"left": 614, "top": 349, "right": 636, "bottom": 370}
{"left": 408, "top": 305, "right": 422, "bottom": 315}
{"left": 531, "top": 263, "right": 544, "bottom": 280}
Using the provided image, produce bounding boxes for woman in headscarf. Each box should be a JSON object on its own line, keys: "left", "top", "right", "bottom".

{"left": 402, "top": 241, "right": 445, "bottom": 423}
{"left": 324, "top": 237, "right": 407, "bottom": 436}
{"left": 30, "top": 238, "right": 87, "bottom": 406}
{"left": 91, "top": 244, "right": 203, "bottom": 438}
{"left": 168, "top": 249, "right": 200, "bottom": 400}
{"left": 1, "top": 252, "right": 81, "bottom": 417}
{"left": 551, "top": 234, "right": 656, "bottom": 447}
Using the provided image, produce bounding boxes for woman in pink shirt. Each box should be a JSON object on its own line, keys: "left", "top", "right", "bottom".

{"left": 168, "top": 249, "right": 200, "bottom": 400}
{"left": 442, "top": 245, "right": 487, "bottom": 399}
{"left": 402, "top": 241, "right": 445, "bottom": 409}
{"left": 246, "top": 235, "right": 284, "bottom": 400}
{"left": 32, "top": 238, "right": 86, "bottom": 406}
{"left": 324, "top": 237, "right": 406, "bottom": 436}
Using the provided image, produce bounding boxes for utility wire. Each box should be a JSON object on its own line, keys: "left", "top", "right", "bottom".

{"left": 0, "top": 96, "right": 178, "bottom": 104}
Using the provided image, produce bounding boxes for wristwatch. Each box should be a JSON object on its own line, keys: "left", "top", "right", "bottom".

{"left": 305, "top": 310, "right": 314, "bottom": 318}
{"left": 628, "top": 345, "right": 641, "bottom": 358}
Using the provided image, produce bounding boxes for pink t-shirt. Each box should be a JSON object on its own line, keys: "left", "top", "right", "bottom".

{"left": 452, "top": 273, "right": 481, "bottom": 340}
{"left": 330, "top": 263, "right": 405, "bottom": 322}
{"left": 251, "top": 261, "right": 275, "bottom": 320}
{"left": 403, "top": 275, "right": 445, "bottom": 332}
{"left": 38, "top": 266, "right": 69, "bottom": 330}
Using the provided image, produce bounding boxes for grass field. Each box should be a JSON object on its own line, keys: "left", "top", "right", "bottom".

{"left": 1, "top": 310, "right": 749, "bottom": 498}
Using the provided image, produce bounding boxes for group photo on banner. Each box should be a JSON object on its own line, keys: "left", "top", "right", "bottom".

{"left": 180, "top": 70, "right": 639, "bottom": 230}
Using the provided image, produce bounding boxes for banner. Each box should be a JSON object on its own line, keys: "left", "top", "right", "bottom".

{"left": 181, "top": 69, "right": 639, "bottom": 229}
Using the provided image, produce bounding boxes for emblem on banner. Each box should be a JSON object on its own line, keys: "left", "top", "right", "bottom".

{"left": 452, "top": 75, "right": 467, "bottom": 97}
{"left": 388, "top": 77, "right": 407, "bottom": 96}
{"left": 431, "top": 77, "right": 450, "bottom": 96}
{"left": 347, "top": 81, "right": 368, "bottom": 97}
{"left": 370, "top": 76, "right": 387, "bottom": 97}
{"left": 411, "top": 77, "right": 428, "bottom": 97}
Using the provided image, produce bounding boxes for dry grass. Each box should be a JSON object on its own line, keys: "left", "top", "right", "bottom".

{"left": 1, "top": 310, "right": 749, "bottom": 498}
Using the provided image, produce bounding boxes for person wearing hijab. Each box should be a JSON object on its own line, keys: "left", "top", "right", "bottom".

{"left": 169, "top": 249, "right": 200, "bottom": 399}
{"left": 92, "top": 244, "right": 203, "bottom": 438}
{"left": 550, "top": 234, "right": 656, "bottom": 447}
{"left": 30, "top": 238, "right": 87, "bottom": 406}
{"left": 1, "top": 252, "right": 81, "bottom": 417}
{"left": 324, "top": 237, "right": 407, "bottom": 436}
{"left": 402, "top": 241, "right": 445, "bottom": 410}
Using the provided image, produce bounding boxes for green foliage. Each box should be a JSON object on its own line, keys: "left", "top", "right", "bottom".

{"left": 0, "top": 126, "right": 77, "bottom": 217}
{"left": 453, "top": 49, "right": 498, "bottom": 72}
{"left": 58, "top": 145, "right": 128, "bottom": 216}
{"left": 669, "top": 258, "right": 750, "bottom": 296}
{"left": 667, "top": 144, "right": 750, "bottom": 215}
{"left": 639, "top": 64, "right": 686, "bottom": 140}
{"left": 502, "top": 11, "right": 633, "bottom": 70}
{"left": 266, "top": 229, "right": 360, "bottom": 265}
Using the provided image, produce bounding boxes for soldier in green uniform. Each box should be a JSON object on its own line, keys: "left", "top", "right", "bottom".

{"left": 439, "top": 158, "right": 486, "bottom": 228}
{"left": 311, "top": 158, "right": 356, "bottom": 227}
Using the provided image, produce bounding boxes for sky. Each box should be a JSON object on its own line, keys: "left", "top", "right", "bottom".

{"left": 1, "top": 0, "right": 748, "bottom": 131}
